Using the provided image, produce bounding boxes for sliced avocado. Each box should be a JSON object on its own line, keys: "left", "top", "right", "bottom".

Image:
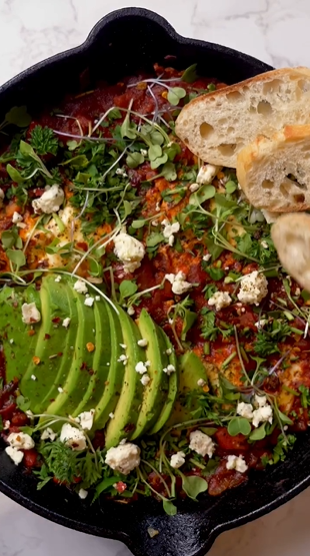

{"left": 72, "top": 298, "right": 112, "bottom": 416}
{"left": 43, "top": 283, "right": 97, "bottom": 418}
{"left": 0, "top": 284, "right": 41, "bottom": 383}
{"left": 93, "top": 303, "right": 125, "bottom": 430}
{"left": 20, "top": 275, "right": 75, "bottom": 412}
{"left": 166, "top": 351, "right": 208, "bottom": 427}
{"left": 148, "top": 328, "right": 178, "bottom": 435}
{"left": 104, "top": 306, "right": 145, "bottom": 448}
{"left": 131, "top": 309, "right": 170, "bottom": 439}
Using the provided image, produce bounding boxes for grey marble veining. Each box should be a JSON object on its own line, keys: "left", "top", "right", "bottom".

{"left": 0, "top": 1, "right": 310, "bottom": 555}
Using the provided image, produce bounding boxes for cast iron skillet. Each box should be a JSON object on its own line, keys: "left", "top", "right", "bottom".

{"left": 0, "top": 8, "right": 309, "bottom": 556}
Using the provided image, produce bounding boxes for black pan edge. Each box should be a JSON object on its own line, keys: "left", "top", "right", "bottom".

{"left": 1, "top": 8, "right": 308, "bottom": 556}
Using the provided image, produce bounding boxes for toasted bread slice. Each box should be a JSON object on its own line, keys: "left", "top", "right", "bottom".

{"left": 271, "top": 213, "right": 310, "bottom": 291}
{"left": 176, "top": 67, "right": 310, "bottom": 168}
{"left": 237, "top": 125, "right": 310, "bottom": 212}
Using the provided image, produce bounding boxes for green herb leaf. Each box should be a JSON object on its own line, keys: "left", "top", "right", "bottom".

{"left": 6, "top": 163, "right": 24, "bottom": 183}
{"left": 67, "top": 140, "right": 79, "bottom": 151}
{"left": 167, "top": 87, "right": 187, "bottom": 106}
{"left": 162, "top": 499, "right": 177, "bottom": 515}
{"left": 249, "top": 423, "right": 266, "bottom": 441}
{"left": 6, "top": 249, "right": 26, "bottom": 268}
{"left": 181, "top": 475, "right": 208, "bottom": 500}
{"left": 206, "top": 267, "right": 225, "bottom": 281}
{"left": 30, "top": 126, "right": 59, "bottom": 156}
{"left": 93, "top": 476, "right": 120, "bottom": 502}
{"left": 126, "top": 152, "right": 145, "bottom": 169}
{"left": 181, "top": 64, "right": 198, "bottom": 84}
{"left": 121, "top": 112, "right": 137, "bottom": 140}
{"left": 161, "top": 162, "right": 177, "bottom": 182}
{"left": 225, "top": 180, "right": 237, "bottom": 194}
{"left": 1, "top": 228, "right": 19, "bottom": 249}
{"left": 16, "top": 395, "right": 31, "bottom": 412}
{"left": 119, "top": 280, "right": 138, "bottom": 299}
{"left": 5, "top": 106, "right": 32, "bottom": 127}
{"left": 146, "top": 232, "right": 164, "bottom": 248}
{"left": 131, "top": 219, "right": 147, "bottom": 229}
{"left": 63, "top": 155, "right": 89, "bottom": 168}
{"left": 189, "top": 185, "right": 215, "bottom": 206}
{"left": 228, "top": 416, "right": 251, "bottom": 437}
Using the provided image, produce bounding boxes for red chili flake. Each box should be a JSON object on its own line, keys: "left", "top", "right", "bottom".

{"left": 57, "top": 352, "right": 63, "bottom": 357}
{"left": 44, "top": 333, "right": 51, "bottom": 340}
{"left": 52, "top": 317, "right": 61, "bottom": 324}
{"left": 28, "top": 330, "right": 36, "bottom": 337}
{"left": 76, "top": 242, "right": 88, "bottom": 252}
{"left": 114, "top": 481, "right": 127, "bottom": 493}
{"left": 124, "top": 423, "right": 135, "bottom": 434}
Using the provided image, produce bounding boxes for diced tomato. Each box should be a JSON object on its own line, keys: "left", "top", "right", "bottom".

{"left": 114, "top": 481, "right": 127, "bottom": 493}
{"left": 23, "top": 449, "right": 39, "bottom": 468}
{"left": 215, "top": 428, "right": 249, "bottom": 451}
{"left": 208, "top": 461, "right": 248, "bottom": 496}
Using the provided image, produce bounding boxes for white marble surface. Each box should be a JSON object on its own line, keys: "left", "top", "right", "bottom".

{"left": 0, "top": 0, "right": 310, "bottom": 555}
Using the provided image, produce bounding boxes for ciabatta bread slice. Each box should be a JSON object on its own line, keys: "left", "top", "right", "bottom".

{"left": 237, "top": 125, "right": 310, "bottom": 212}
{"left": 176, "top": 67, "right": 310, "bottom": 168}
{"left": 271, "top": 213, "right": 310, "bottom": 291}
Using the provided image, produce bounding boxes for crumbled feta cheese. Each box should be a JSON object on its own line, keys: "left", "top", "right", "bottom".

{"left": 75, "top": 409, "right": 95, "bottom": 431}
{"left": 261, "top": 240, "right": 268, "bottom": 249}
{"left": 60, "top": 423, "right": 87, "bottom": 451}
{"left": 189, "top": 430, "right": 215, "bottom": 458}
{"left": 254, "top": 394, "right": 267, "bottom": 408}
{"left": 166, "top": 348, "right": 172, "bottom": 355}
{"left": 137, "top": 338, "right": 148, "bottom": 347}
{"left": 73, "top": 280, "right": 88, "bottom": 294}
{"left": 84, "top": 296, "right": 95, "bottom": 307}
{"left": 21, "top": 302, "right": 41, "bottom": 324}
{"left": 54, "top": 275, "right": 62, "bottom": 282}
{"left": 162, "top": 219, "right": 180, "bottom": 246}
{"left": 95, "top": 295, "right": 101, "bottom": 301}
{"left": 114, "top": 232, "right": 145, "bottom": 273}
{"left": 105, "top": 442, "right": 141, "bottom": 475}
{"left": 26, "top": 410, "right": 34, "bottom": 419}
{"left": 197, "top": 378, "right": 207, "bottom": 387}
{"left": 237, "top": 402, "right": 254, "bottom": 419}
{"left": 31, "top": 374, "right": 37, "bottom": 381}
{"left": 7, "top": 432, "right": 35, "bottom": 450}
{"left": 255, "top": 319, "right": 267, "bottom": 328}
{"left": 226, "top": 454, "right": 248, "bottom": 473}
{"left": 237, "top": 271, "right": 268, "bottom": 306}
{"left": 109, "top": 412, "right": 115, "bottom": 419}
{"left": 208, "top": 291, "right": 232, "bottom": 311}
{"left": 41, "top": 427, "right": 57, "bottom": 441}
{"left": 118, "top": 354, "right": 128, "bottom": 364}
{"left": 12, "top": 211, "right": 23, "bottom": 223}
{"left": 163, "top": 364, "right": 176, "bottom": 375}
{"left": 151, "top": 219, "right": 159, "bottom": 227}
{"left": 197, "top": 164, "right": 219, "bottom": 185}
{"left": 3, "top": 420, "right": 10, "bottom": 430}
{"left": 155, "top": 201, "right": 161, "bottom": 212}
{"left": 203, "top": 253, "right": 212, "bottom": 262}
{"left": 5, "top": 446, "right": 24, "bottom": 465}
{"left": 62, "top": 317, "right": 71, "bottom": 328}
{"left": 78, "top": 488, "right": 88, "bottom": 499}
{"left": 165, "top": 271, "right": 192, "bottom": 295}
{"left": 189, "top": 182, "right": 200, "bottom": 192}
{"left": 295, "top": 287, "right": 301, "bottom": 297}
{"left": 120, "top": 343, "right": 127, "bottom": 349}
{"left": 116, "top": 167, "right": 127, "bottom": 177}
{"left": 141, "top": 374, "right": 151, "bottom": 386}
{"left": 58, "top": 386, "right": 64, "bottom": 393}
{"left": 135, "top": 361, "right": 148, "bottom": 375}
{"left": 140, "top": 149, "right": 148, "bottom": 157}
{"left": 127, "top": 306, "right": 135, "bottom": 316}
{"left": 170, "top": 451, "right": 186, "bottom": 469}
{"left": 145, "top": 360, "right": 151, "bottom": 367}
{"left": 9, "top": 339, "right": 14, "bottom": 344}
{"left": 32, "top": 184, "right": 64, "bottom": 214}
{"left": 252, "top": 404, "right": 273, "bottom": 428}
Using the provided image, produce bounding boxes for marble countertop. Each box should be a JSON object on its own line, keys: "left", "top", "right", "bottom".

{"left": 0, "top": 0, "right": 310, "bottom": 555}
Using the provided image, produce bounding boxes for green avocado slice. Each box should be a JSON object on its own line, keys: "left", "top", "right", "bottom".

{"left": 148, "top": 328, "right": 178, "bottom": 435}
{"left": 20, "top": 275, "right": 75, "bottom": 412}
{"left": 131, "top": 309, "right": 170, "bottom": 439}
{"left": 43, "top": 284, "right": 97, "bottom": 418}
{"left": 166, "top": 351, "right": 208, "bottom": 427}
{"left": 93, "top": 303, "right": 125, "bottom": 430}
{"left": 104, "top": 306, "right": 145, "bottom": 448}
{"left": 0, "top": 284, "right": 41, "bottom": 383}
{"left": 72, "top": 298, "right": 112, "bottom": 417}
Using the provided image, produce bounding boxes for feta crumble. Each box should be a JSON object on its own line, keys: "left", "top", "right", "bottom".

{"left": 208, "top": 291, "right": 232, "bottom": 311}
{"left": 78, "top": 488, "right": 88, "bottom": 499}
{"left": 21, "top": 302, "right": 41, "bottom": 324}
{"left": 141, "top": 374, "right": 151, "bottom": 386}
{"left": 237, "top": 402, "right": 254, "bottom": 419}
{"left": 60, "top": 423, "right": 87, "bottom": 451}
{"left": 197, "top": 164, "right": 219, "bottom": 185}
{"left": 41, "top": 427, "right": 57, "bottom": 441}
{"left": 127, "top": 306, "right": 135, "bottom": 316}
{"left": 237, "top": 271, "right": 268, "bottom": 306}
{"left": 75, "top": 409, "right": 95, "bottom": 431}
{"left": 137, "top": 338, "right": 148, "bottom": 347}
{"left": 109, "top": 412, "right": 115, "bottom": 419}
{"left": 202, "top": 253, "right": 212, "bottom": 262}
{"left": 197, "top": 378, "right": 207, "bottom": 388}
{"left": 114, "top": 232, "right": 145, "bottom": 273}
{"left": 58, "top": 386, "right": 64, "bottom": 393}
{"left": 32, "top": 184, "right": 64, "bottom": 214}
{"left": 7, "top": 432, "right": 35, "bottom": 450}
{"left": 73, "top": 280, "right": 88, "bottom": 294}
{"left": 226, "top": 454, "right": 248, "bottom": 473}
{"left": 135, "top": 361, "right": 148, "bottom": 375}
{"left": 163, "top": 364, "right": 176, "bottom": 375}
{"left": 162, "top": 219, "right": 180, "bottom": 248}
{"left": 105, "top": 442, "right": 141, "bottom": 475}
{"left": 189, "top": 182, "right": 200, "bottom": 193}
{"left": 54, "top": 275, "right": 62, "bottom": 282}
{"left": 170, "top": 451, "right": 186, "bottom": 469}
{"left": 31, "top": 374, "right": 37, "bottom": 381}
{"left": 84, "top": 297, "right": 95, "bottom": 307}
{"left": 189, "top": 430, "right": 215, "bottom": 458}
{"left": 62, "top": 317, "right": 71, "bottom": 328}
{"left": 165, "top": 271, "right": 192, "bottom": 295}
{"left": 252, "top": 404, "right": 273, "bottom": 428}
{"left": 12, "top": 211, "right": 23, "bottom": 223}
{"left": 5, "top": 446, "right": 24, "bottom": 465}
